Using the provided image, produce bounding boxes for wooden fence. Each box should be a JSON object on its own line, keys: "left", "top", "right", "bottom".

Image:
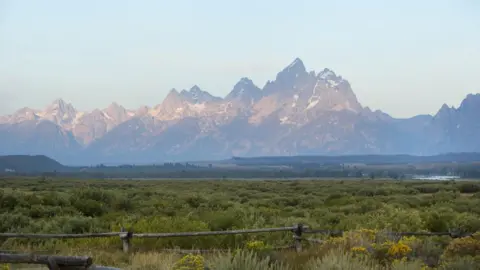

{"left": 0, "top": 224, "right": 308, "bottom": 254}
{"left": 0, "top": 224, "right": 477, "bottom": 269}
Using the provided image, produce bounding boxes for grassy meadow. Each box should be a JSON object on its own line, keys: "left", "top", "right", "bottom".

{"left": 0, "top": 177, "right": 479, "bottom": 269}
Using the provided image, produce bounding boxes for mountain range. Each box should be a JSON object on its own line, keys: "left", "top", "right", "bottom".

{"left": 1, "top": 58, "right": 479, "bottom": 165}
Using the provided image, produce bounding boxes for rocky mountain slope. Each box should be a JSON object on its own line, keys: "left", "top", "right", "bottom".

{"left": 0, "top": 58, "right": 478, "bottom": 164}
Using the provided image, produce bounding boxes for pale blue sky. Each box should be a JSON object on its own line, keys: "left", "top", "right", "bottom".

{"left": 0, "top": 0, "right": 479, "bottom": 117}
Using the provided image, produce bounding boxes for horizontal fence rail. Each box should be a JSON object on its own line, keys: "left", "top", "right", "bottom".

{"left": 0, "top": 232, "right": 121, "bottom": 239}
{"left": 0, "top": 252, "right": 121, "bottom": 270}
{"left": 0, "top": 226, "right": 303, "bottom": 239}
{"left": 0, "top": 253, "right": 92, "bottom": 269}
{"left": 303, "top": 229, "right": 477, "bottom": 238}
{"left": 130, "top": 226, "right": 301, "bottom": 238}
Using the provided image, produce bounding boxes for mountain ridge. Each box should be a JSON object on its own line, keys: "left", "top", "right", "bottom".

{"left": 1, "top": 58, "right": 479, "bottom": 164}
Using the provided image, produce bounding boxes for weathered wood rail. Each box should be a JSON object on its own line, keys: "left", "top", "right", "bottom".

{"left": 0, "top": 253, "right": 91, "bottom": 267}
{"left": 0, "top": 232, "right": 120, "bottom": 239}
{"left": 0, "top": 252, "right": 120, "bottom": 269}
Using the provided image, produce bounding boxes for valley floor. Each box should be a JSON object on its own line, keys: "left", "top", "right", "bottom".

{"left": 0, "top": 178, "right": 479, "bottom": 269}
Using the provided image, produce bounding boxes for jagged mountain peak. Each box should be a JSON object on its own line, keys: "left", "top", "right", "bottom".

{"left": 317, "top": 68, "right": 346, "bottom": 84}
{"left": 52, "top": 98, "right": 66, "bottom": 106}
{"left": 103, "top": 102, "right": 130, "bottom": 124}
{"left": 263, "top": 58, "right": 310, "bottom": 95}
{"left": 439, "top": 103, "right": 452, "bottom": 112}
{"left": 285, "top": 58, "right": 305, "bottom": 71}
{"left": 46, "top": 98, "right": 75, "bottom": 111}
{"left": 277, "top": 58, "right": 307, "bottom": 78}
{"left": 318, "top": 68, "right": 337, "bottom": 80}
{"left": 226, "top": 77, "right": 262, "bottom": 103}
{"left": 168, "top": 88, "right": 180, "bottom": 95}
{"left": 239, "top": 77, "right": 254, "bottom": 84}
{"left": 179, "top": 85, "right": 204, "bottom": 97}
{"left": 105, "top": 102, "right": 126, "bottom": 114}
{"left": 435, "top": 103, "right": 457, "bottom": 119}
{"left": 179, "top": 85, "right": 222, "bottom": 103}
{"left": 182, "top": 85, "right": 204, "bottom": 97}
{"left": 107, "top": 102, "right": 122, "bottom": 109}
{"left": 105, "top": 102, "right": 127, "bottom": 115}
{"left": 189, "top": 85, "right": 202, "bottom": 93}
{"left": 313, "top": 67, "right": 350, "bottom": 91}
{"left": 161, "top": 88, "right": 183, "bottom": 105}
{"left": 234, "top": 77, "right": 256, "bottom": 88}
{"left": 459, "top": 93, "right": 480, "bottom": 110}
{"left": 41, "top": 98, "right": 77, "bottom": 125}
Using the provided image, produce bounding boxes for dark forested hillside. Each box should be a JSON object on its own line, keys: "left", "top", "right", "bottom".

{"left": 0, "top": 155, "right": 66, "bottom": 173}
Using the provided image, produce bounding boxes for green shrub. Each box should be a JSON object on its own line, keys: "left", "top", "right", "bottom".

{"left": 423, "top": 211, "right": 455, "bottom": 232}
{"left": 185, "top": 195, "right": 207, "bottom": 208}
{"left": 0, "top": 194, "right": 19, "bottom": 210}
{"left": 72, "top": 199, "right": 106, "bottom": 217}
{"left": 60, "top": 216, "right": 97, "bottom": 234}
{"left": 438, "top": 256, "right": 480, "bottom": 270}
{"left": 204, "top": 211, "right": 242, "bottom": 231}
{"left": 443, "top": 234, "right": 480, "bottom": 258}
{"left": 457, "top": 183, "right": 480, "bottom": 194}
{"left": 414, "top": 186, "right": 440, "bottom": 194}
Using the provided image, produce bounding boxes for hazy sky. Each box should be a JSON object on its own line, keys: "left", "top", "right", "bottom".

{"left": 0, "top": 0, "right": 479, "bottom": 118}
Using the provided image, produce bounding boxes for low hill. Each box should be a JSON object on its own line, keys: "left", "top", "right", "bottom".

{"left": 0, "top": 155, "right": 66, "bottom": 173}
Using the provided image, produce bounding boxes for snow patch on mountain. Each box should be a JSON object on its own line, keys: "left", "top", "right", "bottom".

{"left": 306, "top": 99, "right": 320, "bottom": 110}
{"left": 318, "top": 69, "right": 336, "bottom": 80}
{"left": 188, "top": 103, "right": 206, "bottom": 112}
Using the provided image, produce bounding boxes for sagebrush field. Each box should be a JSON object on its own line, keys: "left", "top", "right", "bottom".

{"left": 1, "top": 178, "right": 479, "bottom": 269}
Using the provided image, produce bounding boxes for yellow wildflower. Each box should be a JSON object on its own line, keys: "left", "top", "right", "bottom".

{"left": 245, "top": 240, "right": 267, "bottom": 250}
{"left": 351, "top": 246, "right": 368, "bottom": 253}
{"left": 399, "top": 236, "right": 418, "bottom": 246}
{"left": 356, "top": 229, "right": 378, "bottom": 241}
{"left": 388, "top": 243, "right": 412, "bottom": 257}
{"left": 173, "top": 254, "right": 205, "bottom": 270}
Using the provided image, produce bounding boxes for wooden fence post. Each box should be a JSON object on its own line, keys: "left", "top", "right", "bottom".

{"left": 47, "top": 256, "right": 59, "bottom": 270}
{"left": 293, "top": 224, "right": 304, "bottom": 253}
{"left": 120, "top": 227, "right": 132, "bottom": 253}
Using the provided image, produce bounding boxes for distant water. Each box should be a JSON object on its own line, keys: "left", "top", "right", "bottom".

{"left": 412, "top": 175, "right": 460, "bottom": 180}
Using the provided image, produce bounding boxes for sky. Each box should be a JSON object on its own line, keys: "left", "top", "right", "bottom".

{"left": 0, "top": 0, "right": 479, "bottom": 118}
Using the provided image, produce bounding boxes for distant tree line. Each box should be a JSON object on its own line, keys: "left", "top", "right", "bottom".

{"left": 3, "top": 160, "right": 480, "bottom": 179}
